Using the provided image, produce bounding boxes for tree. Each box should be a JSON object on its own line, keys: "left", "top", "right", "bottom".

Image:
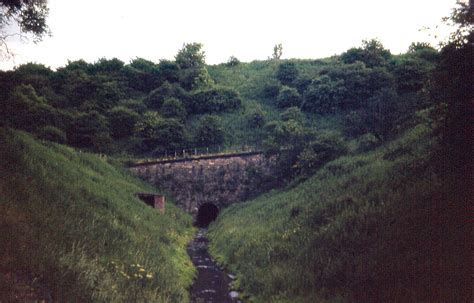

{"left": 174, "top": 43, "right": 214, "bottom": 90}
{"left": 0, "top": 84, "right": 60, "bottom": 131}
{"left": 67, "top": 110, "right": 111, "bottom": 152}
{"left": 90, "top": 57, "right": 125, "bottom": 75}
{"left": 276, "top": 62, "right": 298, "bottom": 85}
{"left": 441, "top": 1, "right": 473, "bottom": 47}
{"left": 226, "top": 56, "right": 240, "bottom": 67}
{"left": 280, "top": 106, "right": 305, "bottom": 124}
{"left": 262, "top": 118, "right": 313, "bottom": 179}
{"left": 391, "top": 58, "right": 432, "bottom": 93}
{"left": 302, "top": 76, "right": 346, "bottom": 113}
{"left": 108, "top": 106, "right": 140, "bottom": 139}
{"left": 294, "top": 131, "right": 347, "bottom": 177}
{"left": 188, "top": 86, "right": 241, "bottom": 114}
{"left": 134, "top": 111, "right": 160, "bottom": 143}
{"left": 246, "top": 104, "right": 266, "bottom": 128}
{"left": 157, "top": 59, "right": 180, "bottom": 83}
{"left": 407, "top": 42, "right": 439, "bottom": 63}
{"left": 340, "top": 39, "right": 391, "bottom": 67}
{"left": 194, "top": 115, "right": 224, "bottom": 146}
{"left": 430, "top": 1, "right": 473, "bottom": 175}
{"left": 277, "top": 86, "right": 302, "bottom": 108}
{"left": 175, "top": 42, "right": 206, "bottom": 69}
{"left": 145, "top": 81, "right": 187, "bottom": 110}
{"left": 271, "top": 43, "right": 283, "bottom": 60}
{"left": 322, "top": 62, "right": 394, "bottom": 110}
{"left": 152, "top": 118, "right": 186, "bottom": 151}
{"left": 1, "top": 0, "right": 49, "bottom": 58}
{"left": 344, "top": 88, "right": 400, "bottom": 140}
{"left": 160, "top": 97, "right": 187, "bottom": 121}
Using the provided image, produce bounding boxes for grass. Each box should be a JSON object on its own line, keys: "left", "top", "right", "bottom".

{"left": 207, "top": 122, "right": 468, "bottom": 302}
{"left": 0, "top": 128, "right": 196, "bottom": 302}
{"left": 206, "top": 59, "right": 344, "bottom": 148}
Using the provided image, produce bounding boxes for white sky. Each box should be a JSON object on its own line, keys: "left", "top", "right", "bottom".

{"left": 0, "top": 0, "right": 458, "bottom": 70}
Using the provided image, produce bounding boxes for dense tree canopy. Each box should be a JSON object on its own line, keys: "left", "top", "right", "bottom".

{"left": 1, "top": 0, "right": 49, "bottom": 57}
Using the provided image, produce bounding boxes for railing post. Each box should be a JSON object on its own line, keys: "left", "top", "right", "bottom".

{"left": 183, "top": 149, "right": 185, "bottom": 158}
{"left": 174, "top": 151, "right": 177, "bottom": 158}
{"left": 194, "top": 148, "right": 197, "bottom": 155}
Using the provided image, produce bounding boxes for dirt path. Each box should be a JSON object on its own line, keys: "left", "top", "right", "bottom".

{"left": 187, "top": 228, "right": 239, "bottom": 303}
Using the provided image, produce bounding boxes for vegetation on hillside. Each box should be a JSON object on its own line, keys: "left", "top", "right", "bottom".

{"left": 209, "top": 121, "right": 468, "bottom": 302}
{"left": 0, "top": 1, "right": 470, "bottom": 302}
{"left": 0, "top": 128, "right": 195, "bottom": 302}
{"left": 0, "top": 42, "right": 243, "bottom": 157}
{"left": 207, "top": 3, "right": 472, "bottom": 302}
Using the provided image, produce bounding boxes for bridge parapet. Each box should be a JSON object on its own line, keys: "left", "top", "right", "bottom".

{"left": 129, "top": 145, "right": 261, "bottom": 166}
{"left": 129, "top": 152, "right": 275, "bottom": 215}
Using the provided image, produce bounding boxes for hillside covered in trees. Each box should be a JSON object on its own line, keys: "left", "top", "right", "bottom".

{"left": 0, "top": 1, "right": 471, "bottom": 302}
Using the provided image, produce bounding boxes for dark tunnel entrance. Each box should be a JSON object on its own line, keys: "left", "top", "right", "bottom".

{"left": 196, "top": 203, "right": 219, "bottom": 227}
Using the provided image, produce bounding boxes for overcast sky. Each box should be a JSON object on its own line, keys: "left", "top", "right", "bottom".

{"left": 0, "top": 0, "right": 458, "bottom": 70}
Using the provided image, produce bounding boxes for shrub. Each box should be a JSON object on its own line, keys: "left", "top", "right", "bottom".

{"left": 261, "top": 82, "right": 281, "bottom": 99}
{"left": 276, "top": 86, "right": 302, "bottom": 108}
{"left": 303, "top": 76, "right": 346, "bottom": 113}
{"left": 194, "top": 115, "right": 224, "bottom": 146}
{"left": 145, "top": 81, "right": 187, "bottom": 110}
{"left": 280, "top": 106, "right": 305, "bottom": 123}
{"left": 108, "top": 106, "right": 140, "bottom": 139}
{"left": 246, "top": 105, "right": 266, "bottom": 128}
{"left": 160, "top": 98, "right": 187, "bottom": 121}
{"left": 0, "top": 84, "right": 61, "bottom": 131}
{"left": 67, "top": 111, "right": 112, "bottom": 152}
{"left": 226, "top": 56, "right": 240, "bottom": 67}
{"left": 294, "top": 131, "right": 347, "bottom": 177}
{"left": 188, "top": 86, "right": 241, "bottom": 114}
{"left": 276, "top": 62, "right": 298, "bottom": 85}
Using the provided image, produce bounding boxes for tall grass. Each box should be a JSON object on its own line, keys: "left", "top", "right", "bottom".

{"left": 208, "top": 122, "right": 468, "bottom": 302}
{"left": 0, "top": 128, "right": 196, "bottom": 302}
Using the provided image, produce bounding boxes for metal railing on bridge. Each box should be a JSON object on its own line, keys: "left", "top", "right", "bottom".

{"left": 130, "top": 144, "right": 262, "bottom": 166}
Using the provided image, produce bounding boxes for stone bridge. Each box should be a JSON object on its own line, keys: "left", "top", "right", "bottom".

{"left": 129, "top": 151, "right": 276, "bottom": 223}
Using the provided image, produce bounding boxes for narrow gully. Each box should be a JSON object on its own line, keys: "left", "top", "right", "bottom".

{"left": 187, "top": 228, "right": 240, "bottom": 303}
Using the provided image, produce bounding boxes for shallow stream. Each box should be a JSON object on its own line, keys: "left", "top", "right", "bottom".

{"left": 187, "top": 228, "right": 240, "bottom": 303}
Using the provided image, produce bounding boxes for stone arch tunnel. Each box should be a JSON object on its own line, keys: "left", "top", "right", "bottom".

{"left": 129, "top": 152, "right": 275, "bottom": 217}
{"left": 196, "top": 203, "right": 219, "bottom": 227}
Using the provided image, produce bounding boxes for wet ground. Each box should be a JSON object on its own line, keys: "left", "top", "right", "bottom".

{"left": 187, "top": 228, "right": 240, "bottom": 303}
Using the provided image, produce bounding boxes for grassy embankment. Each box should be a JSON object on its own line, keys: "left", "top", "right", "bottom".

{"left": 208, "top": 121, "right": 468, "bottom": 302}
{"left": 0, "top": 128, "right": 195, "bottom": 302}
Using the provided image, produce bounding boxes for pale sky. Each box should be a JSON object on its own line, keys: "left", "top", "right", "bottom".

{"left": 0, "top": 0, "right": 458, "bottom": 70}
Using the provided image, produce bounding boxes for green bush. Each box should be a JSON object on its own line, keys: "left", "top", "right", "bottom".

{"left": 194, "top": 114, "right": 224, "bottom": 146}
{"left": 276, "top": 62, "right": 298, "bottom": 85}
{"left": 160, "top": 97, "right": 187, "bottom": 121}
{"left": 276, "top": 86, "right": 302, "bottom": 108}
{"left": 246, "top": 105, "right": 266, "bottom": 128}
{"left": 145, "top": 81, "right": 187, "bottom": 110}
{"left": 108, "top": 106, "right": 140, "bottom": 139}
{"left": 188, "top": 86, "right": 241, "bottom": 114}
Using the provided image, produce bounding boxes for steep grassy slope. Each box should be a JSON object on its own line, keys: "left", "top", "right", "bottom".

{"left": 208, "top": 123, "right": 468, "bottom": 302}
{"left": 0, "top": 128, "right": 195, "bottom": 302}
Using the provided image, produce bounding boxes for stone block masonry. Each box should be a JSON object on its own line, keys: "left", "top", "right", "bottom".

{"left": 129, "top": 153, "right": 275, "bottom": 215}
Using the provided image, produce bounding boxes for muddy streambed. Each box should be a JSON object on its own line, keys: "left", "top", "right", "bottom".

{"left": 187, "top": 228, "right": 240, "bottom": 303}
